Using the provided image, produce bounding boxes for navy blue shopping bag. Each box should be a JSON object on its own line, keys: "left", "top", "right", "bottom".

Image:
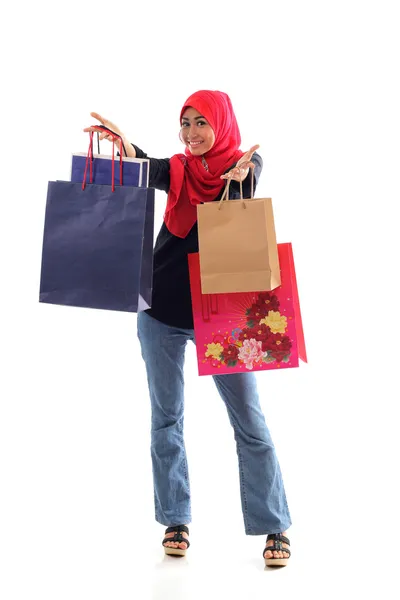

{"left": 71, "top": 152, "right": 149, "bottom": 188}
{"left": 71, "top": 125, "right": 148, "bottom": 188}
{"left": 71, "top": 125, "right": 150, "bottom": 187}
{"left": 39, "top": 146, "right": 155, "bottom": 312}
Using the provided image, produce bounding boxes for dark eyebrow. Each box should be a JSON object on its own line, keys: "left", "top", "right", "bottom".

{"left": 181, "top": 115, "right": 206, "bottom": 121}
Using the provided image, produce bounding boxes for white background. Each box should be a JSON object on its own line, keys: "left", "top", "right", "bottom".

{"left": 1, "top": 1, "right": 399, "bottom": 598}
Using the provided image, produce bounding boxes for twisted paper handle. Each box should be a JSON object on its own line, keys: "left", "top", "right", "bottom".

{"left": 218, "top": 166, "right": 255, "bottom": 210}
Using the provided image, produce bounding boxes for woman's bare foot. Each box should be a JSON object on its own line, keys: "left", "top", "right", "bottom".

{"left": 163, "top": 526, "right": 189, "bottom": 551}
{"left": 264, "top": 531, "right": 290, "bottom": 560}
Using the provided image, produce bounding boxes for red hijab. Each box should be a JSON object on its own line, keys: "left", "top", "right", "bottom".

{"left": 164, "top": 90, "right": 244, "bottom": 238}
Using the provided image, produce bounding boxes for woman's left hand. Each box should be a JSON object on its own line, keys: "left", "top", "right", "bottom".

{"left": 220, "top": 144, "right": 260, "bottom": 182}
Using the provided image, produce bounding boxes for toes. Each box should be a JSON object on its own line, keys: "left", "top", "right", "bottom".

{"left": 164, "top": 530, "right": 189, "bottom": 552}
{"left": 265, "top": 544, "right": 289, "bottom": 560}
{"left": 164, "top": 538, "right": 188, "bottom": 550}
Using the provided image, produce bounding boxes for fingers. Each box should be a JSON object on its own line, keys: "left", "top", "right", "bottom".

{"left": 237, "top": 144, "right": 259, "bottom": 166}
{"left": 220, "top": 167, "right": 240, "bottom": 180}
{"left": 83, "top": 112, "right": 124, "bottom": 143}
{"left": 244, "top": 144, "right": 260, "bottom": 158}
{"left": 220, "top": 165, "right": 250, "bottom": 181}
{"left": 219, "top": 148, "right": 257, "bottom": 181}
{"left": 82, "top": 123, "right": 119, "bottom": 145}
{"left": 82, "top": 126, "right": 114, "bottom": 140}
{"left": 90, "top": 111, "right": 106, "bottom": 124}
{"left": 83, "top": 112, "right": 107, "bottom": 133}
{"left": 236, "top": 160, "right": 255, "bottom": 169}
{"left": 239, "top": 144, "right": 260, "bottom": 163}
{"left": 249, "top": 144, "right": 260, "bottom": 154}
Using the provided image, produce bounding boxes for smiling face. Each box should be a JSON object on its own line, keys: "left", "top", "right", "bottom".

{"left": 180, "top": 107, "right": 215, "bottom": 156}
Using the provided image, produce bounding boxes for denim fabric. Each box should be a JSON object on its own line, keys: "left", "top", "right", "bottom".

{"left": 137, "top": 311, "right": 292, "bottom": 535}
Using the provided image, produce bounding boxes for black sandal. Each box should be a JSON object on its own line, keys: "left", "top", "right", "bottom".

{"left": 263, "top": 533, "right": 291, "bottom": 567}
{"left": 162, "top": 525, "right": 190, "bottom": 556}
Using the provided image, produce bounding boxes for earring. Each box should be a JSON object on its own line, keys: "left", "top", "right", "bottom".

{"left": 179, "top": 130, "right": 190, "bottom": 145}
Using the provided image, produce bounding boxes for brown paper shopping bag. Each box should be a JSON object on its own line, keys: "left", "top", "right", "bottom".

{"left": 197, "top": 172, "right": 281, "bottom": 294}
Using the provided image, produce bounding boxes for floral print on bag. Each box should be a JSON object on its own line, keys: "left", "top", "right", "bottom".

{"left": 204, "top": 292, "right": 292, "bottom": 370}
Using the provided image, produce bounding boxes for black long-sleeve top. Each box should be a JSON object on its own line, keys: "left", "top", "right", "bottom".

{"left": 133, "top": 145, "right": 263, "bottom": 329}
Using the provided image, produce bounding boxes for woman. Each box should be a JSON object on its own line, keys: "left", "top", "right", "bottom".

{"left": 85, "top": 90, "right": 291, "bottom": 567}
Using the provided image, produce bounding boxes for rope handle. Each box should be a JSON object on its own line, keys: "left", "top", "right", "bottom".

{"left": 90, "top": 125, "right": 128, "bottom": 157}
{"left": 82, "top": 126, "right": 126, "bottom": 192}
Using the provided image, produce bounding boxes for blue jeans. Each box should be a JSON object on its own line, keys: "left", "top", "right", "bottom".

{"left": 137, "top": 311, "right": 292, "bottom": 535}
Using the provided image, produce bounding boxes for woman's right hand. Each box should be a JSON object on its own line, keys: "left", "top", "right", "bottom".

{"left": 84, "top": 112, "right": 125, "bottom": 140}
{"left": 83, "top": 112, "right": 136, "bottom": 157}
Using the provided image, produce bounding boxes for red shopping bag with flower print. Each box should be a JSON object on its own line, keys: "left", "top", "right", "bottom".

{"left": 188, "top": 243, "right": 307, "bottom": 376}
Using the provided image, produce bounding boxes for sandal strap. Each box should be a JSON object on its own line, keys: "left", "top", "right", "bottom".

{"left": 165, "top": 525, "right": 189, "bottom": 536}
{"left": 163, "top": 525, "right": 190, "bottom": 548}
{"left": 264, "top": 533, "right": 291, "bottom": 558}
{"left": 266, "top": 533, "right": 290, "bottom": 546}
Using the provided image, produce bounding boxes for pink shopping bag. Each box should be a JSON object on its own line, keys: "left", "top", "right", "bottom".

{"left": 188, "top": 243, "right": 307, "bottom": 376}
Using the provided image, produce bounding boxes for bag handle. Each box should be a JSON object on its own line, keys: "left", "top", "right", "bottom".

{"left": 82, "top": 126, "right": 127, "bottom": 192}
{"left": 201, "top": 294, "right": 219, "bottom": 322}
{"left": 218, "top": 166, "right": 255, "bottom": 211}
{"left": 90, "top": 125, "right": 128, "bottom": 158}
